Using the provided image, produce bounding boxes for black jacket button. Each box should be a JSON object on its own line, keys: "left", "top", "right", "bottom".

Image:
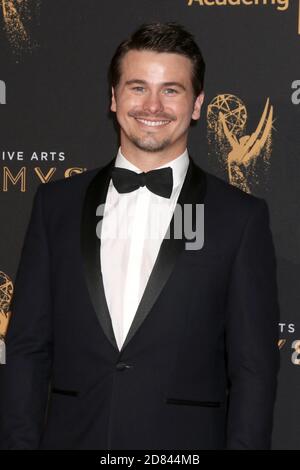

{"left": 116, "top": 362, "right": 131, "bottom": 371}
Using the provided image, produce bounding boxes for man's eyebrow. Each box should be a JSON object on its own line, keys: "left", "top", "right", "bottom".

{"left": 125, "top": 79, "right": 186, "bottom": 90}
{"left": 125, "top": 79, "right": 147, "bottom": 86}
{"left": 162, "top": 82, "right": 186, "bottom": 91}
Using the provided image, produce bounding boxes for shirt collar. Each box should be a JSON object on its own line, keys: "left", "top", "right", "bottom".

{"left": 115, "top": 147, "right": 189, "bottom": 189}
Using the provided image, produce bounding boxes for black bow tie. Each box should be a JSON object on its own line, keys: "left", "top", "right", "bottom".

{"left": 111, "top": 166, "right": 173, "bottom": 199}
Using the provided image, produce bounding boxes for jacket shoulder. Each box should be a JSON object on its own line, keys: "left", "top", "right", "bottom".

{"left": 33, "top": 165, "right": 106, "bottom": 221}
{"left": 39, "top": 167, "right": 100, "bottom": 196}
{"left": 204, "top": 169, "right": 267, "bottom": 212}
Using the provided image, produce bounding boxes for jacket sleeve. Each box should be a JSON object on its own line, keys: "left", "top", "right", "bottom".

{"left": 0, "top": 184, "right": 53, "bottom": 449}
{"left": 225, "top": 199, "right": 280, "bottom": 449}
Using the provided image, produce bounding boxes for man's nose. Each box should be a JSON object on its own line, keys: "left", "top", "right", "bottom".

{"left": 143, "top": 92, "right": 164, "bottom": 114}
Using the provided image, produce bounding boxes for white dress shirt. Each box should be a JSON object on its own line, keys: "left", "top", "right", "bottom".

{"left": 100, "top": 147, "right": 189, "bottom": 351}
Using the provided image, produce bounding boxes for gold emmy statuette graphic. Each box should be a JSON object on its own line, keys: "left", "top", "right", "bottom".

{"left": 207, "top": 94, "right": 274, "bottom": 193}
{"left": 0, "top": 271, "right": 13, "bottom": 339}
{"left": 278, "top": 339, "right": 287, "bottom": 350}
{"left": 1, "top": 0, "right": 39, "bottom": 53}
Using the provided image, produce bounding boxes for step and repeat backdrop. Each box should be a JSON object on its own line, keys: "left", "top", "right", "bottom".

{"left": 0, "top": 0, "right": 299, "bottom": 449}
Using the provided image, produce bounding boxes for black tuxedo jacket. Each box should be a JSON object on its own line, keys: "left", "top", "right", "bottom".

{"left": 0, "top": 156, "right": 280, "bottom": 449}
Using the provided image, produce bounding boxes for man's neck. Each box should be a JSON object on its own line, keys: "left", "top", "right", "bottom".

{"left": 120, "top": 145, "right": 188, "bottom": 172}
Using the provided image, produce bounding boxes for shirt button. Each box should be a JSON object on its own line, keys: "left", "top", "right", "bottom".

{"left": 116, "top": 362, "right": 132, "bottom": 371}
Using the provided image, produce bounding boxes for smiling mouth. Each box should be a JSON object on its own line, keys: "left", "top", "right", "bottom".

{"left": 135, "top": 118, "right": 171, "bottom": 127}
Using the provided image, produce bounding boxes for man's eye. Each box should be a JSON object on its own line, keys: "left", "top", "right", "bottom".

{"left": 132, "top": 86, "right": 145, "bottom": 92}
{"left": 164, "top": 89, "right": 178, "bottom": 95}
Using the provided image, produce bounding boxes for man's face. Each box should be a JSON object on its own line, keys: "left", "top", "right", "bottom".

{"left": 111, "top": 50, "right": 204, "bottom": 157}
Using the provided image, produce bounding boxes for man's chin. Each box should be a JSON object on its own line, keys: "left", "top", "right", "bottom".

{"left": 131, "top": 137, "right": 171, "bottom": 153}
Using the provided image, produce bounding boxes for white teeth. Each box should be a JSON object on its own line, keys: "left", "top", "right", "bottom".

{"left": 136, "top": 118, "right": 170, "bottom": 127}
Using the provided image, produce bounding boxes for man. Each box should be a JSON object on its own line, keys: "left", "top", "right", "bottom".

{"left": 0, "top": 22, "right": 280, "bottom": 450}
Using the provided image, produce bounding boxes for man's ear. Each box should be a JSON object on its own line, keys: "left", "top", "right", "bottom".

{"left": 191, "top": 91, "right": 205, "bottom": 121}
{"left": 111, "top": 87, "right": 117, "bottom": 113}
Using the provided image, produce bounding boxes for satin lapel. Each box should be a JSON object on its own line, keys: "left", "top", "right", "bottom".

{"left": 81, "top": 157, "right": 120, "bottom": 352}
{"left": 119, "top": 157, "right": 207, "bottom": 353}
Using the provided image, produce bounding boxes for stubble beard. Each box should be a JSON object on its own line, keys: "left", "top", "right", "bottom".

{"left": 128, "top": 133, "right": 172, "bottom": 153}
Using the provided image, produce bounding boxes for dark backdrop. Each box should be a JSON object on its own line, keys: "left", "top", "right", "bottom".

{"left": 0, "top": 0, "right": 299, "bottom": 450}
